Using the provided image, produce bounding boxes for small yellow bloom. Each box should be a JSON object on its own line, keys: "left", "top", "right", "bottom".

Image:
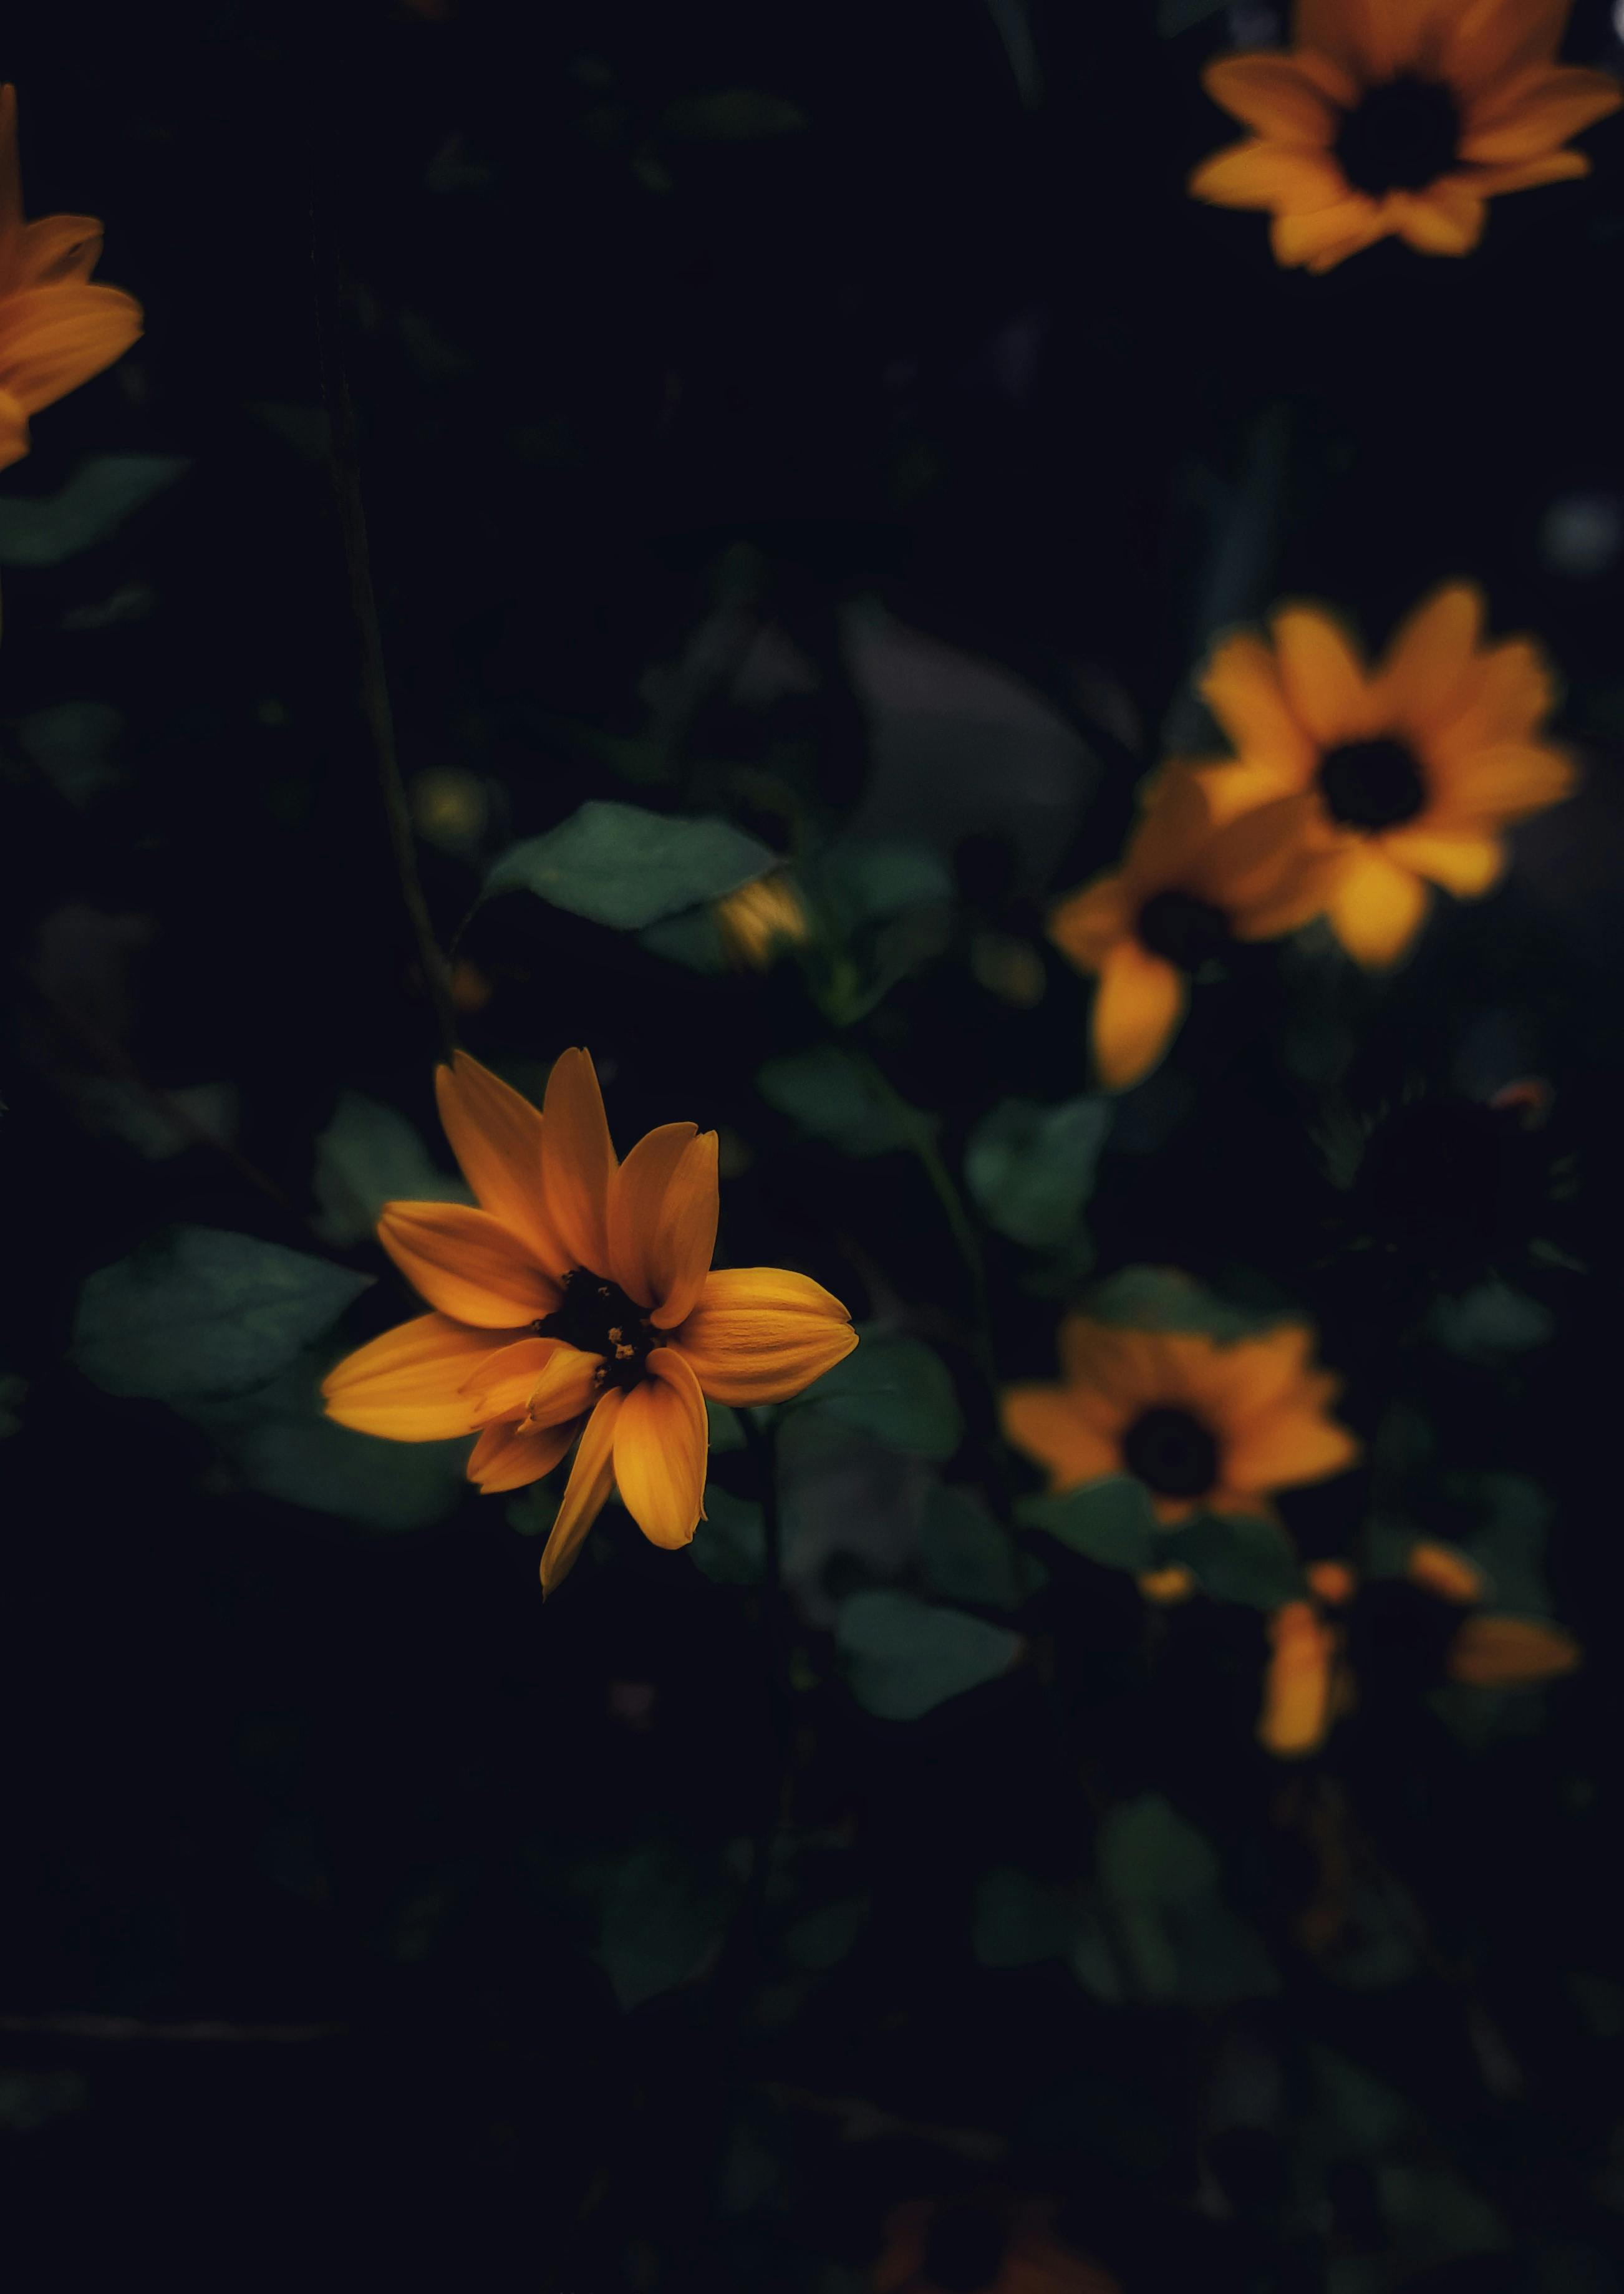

{"left": 1139, "top": 1562, "right": 1197, "bottom": 1605}
{"left": 1191, "top": 0, "right": 1621, "bottom": 272}
{"left": 1192, "top": 584, "right": 1575, "bottom": 967}
{"left": 1407, "top": 1538, "right": 1484, "bottom": 1604}
{"left": 712, "top": 871, "right": 811, "bottom": 969}
{"left": 323, "top": 1050, "right": 856, "bottom": 1593}
{"left": 1447, "top": 1612, "right": 1580, "bottom": 1687}
{"left": 1049, "top": 766, "right": 1332, "bottom": 1091}
{"left": 1003, "top": 1312, "right": 1358, "bottom": 1525}
{"left": 1305, "top": 1556, "right": 1357, "bottom": 1605}
{"left": 0, "top": 86, "right": 143, "bottom": 474}
{"left": 1258, "top": 1599, "right": 1340, "bottom": 1757}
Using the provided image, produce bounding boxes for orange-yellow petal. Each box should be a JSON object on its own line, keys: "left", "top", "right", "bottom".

{"left": 1373, "top": 583, "right": 1484, "bottom": 732}
{"left": 1050, "top": 873, "right": 1133, "bottom": 975}
{"left": 1139, "top": 1563, "right": 1197, "bottom": 1605}
{"left": 1447, "top": 1614, "right": 1581, "bottom": 1687}
{"left": 9, "top": 214, "right": 105, "bottom": 290}
{"left": 1189, "top": 137, "right": 1350, "bottom": 213}
{"left": 322, "top": 1312, "right": 511, "bottom": 1439}
{"left": 1442, "top": 0, "right": 1574, "bottom": 97}
{"left": 1388, "top": 183, "right": 1486, "bottom": 256}
{"left": 1001, "top": 1385, "right": 1120, "bottom": 1489}
{"left": 1199, "top": 631, "right": 1317, "bottom": 776}
{"left": 1466, "top": 148, "right": 1590, "bottom": 195}
{"left": 612, "top": 1346, "right": 708, "bottom": 1548}
{"left": 1202, "top": 54, "right": 1343, "bottom": 142}
{"left": 1325, "top": 846, "right": 1429, "bottom": 967}
{"left": 1379, "top": 826, "right": 1504, "bottom": 897}
{"left": 0, "top": 281, "right": 144, "bottom": 417}
{"left": 607, "top": 1122, "right": 698, "bottom": 1305}
{"left": 646, "top": 1131, "right": 720, "bottom": 1330}
{"left": 468, "top": 1415, "right": 577, "bottom": 1493}
{"left": 434, "top": 1052, "right": 566, "bottom": 1275}
{"left": 539, "top": 1388, "right": 625, "bottom": 1595}
{"left": 1271, "top": 195, "right": 1388, "bottom": 270}
{"left": 377, "top": 1201, "right": 560, "bottom": 1327}
{"left": 1407, "top": 1540, "right": 1485, "bottom": 1604}
{"left": 541, "top": 1047, "right": 616, "bottom": 1277}
{"left": 462, "top": 1335, "right": 603, "bottom": 1428}
{"left": 1091, "top": 942, "right": 1186, "bottom": 1093}
{"left": 1223, "top": 1401, "right": 1359, "bottom": 1493}
{"left": 1258, "top": 1600, "right": 1336, "bottom": 1757}
{"left": 1271, "top": 606, "right": 1371, "bottom": 745}
{"left": 671, "top": 1266, "right": 856, "bottom": 1405}
{"left": 1295, "top": 0, "right": 1401, "bottom": 81}
{"left": 1431, "top": 637, "right": 1555, "bottom": 752}
{"left": 1436, "top": 742, "right": 1576, "bottom": 824}
{"left": 1305, "top": 1558, "right": 1358, "bottom": 1605}
{"left": 1458, "top": 65, "right": 1622, "bottom": 163}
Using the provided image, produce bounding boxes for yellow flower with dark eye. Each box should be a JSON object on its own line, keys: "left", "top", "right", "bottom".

{"left": 712, "top": 870, "right": 811, "bottom": 969}
{"left": 1002, "top": 1312, "right": 1359, "bottom": 1525}
{"left": 1190, "top": 0, "right": 1621, "bottom": 271}
{"left": 0, "top": 85, "right": 143, "bottom": 474}
{"left": 1048, "top": 765, "right": 1333, "bottom": 1091}
{"left": 322, "top": 1051, "right": 856, "bottom": 1594}
{"left": 1192, "top": 584, "right": 1575, "bottom": 967}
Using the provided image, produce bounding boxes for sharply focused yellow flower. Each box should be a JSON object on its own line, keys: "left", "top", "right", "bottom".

{"left": 323, "top": 1050, "right": 856, "bottom": 1592}
{"left": 1192, "top": 584, "right": 1575, "bottom": 966}
{"left": 713, "top": 870, "right": 811, "bottom": 969}
{"left": 1190, "top": 0, "right": 1621, "bottom": 271}
{"left": 1048, "top": 767, "right": 1332, "bottom": 1091}
{"left": 1002, "top": 1313, "right": 1358, "bottom": 1525}
{"left": 0, "top": 85, "right": 143, "bottom": 474}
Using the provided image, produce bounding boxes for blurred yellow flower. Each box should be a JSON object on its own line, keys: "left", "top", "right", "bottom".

{"left": 323, "top": 1050, "right": 855, "bottom": 1592}
{"left": 713, "top": 870, "right": 811, "bottom": 969}
{"left": 1305, "top": 1556, "right": 1357, "bottom": 1605}
{"left": 1191, "top": 0, "right": 1621, "bottom": 271}
{"left": 1194, "top": 584, "right": 1575, "bottom": 966}
{"left": 1003, "top": 1312, "right": 1358, "bottom": 1526}
{"left": 1139, "top": 1562, "right": 1197, "bottom": 1604}
{"left": 1407, "top": 1537, "right": 1484, "bottom": 1603}
{"left": 1258, "top": 1598, "right": 1341, "bottom": 1756}
{"left": 1049, "top": 767, "right": 1332, "bottom": 1091}
{"left": 0, "top": 85, "right": 143, "bottom": 474}
{"left": 1447, "top": 1612, "right": 1580, "bottom": 1687}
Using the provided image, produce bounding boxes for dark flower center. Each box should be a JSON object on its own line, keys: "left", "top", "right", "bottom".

{"left": 1123, "top": 1406, "right": 1220, "bottom": 1499}
{"left": 921, "top": 2202, "right": 1010, "bottom": 2293}
{"left": 1136, "top": 889, "right": 1234, "bottom": 971}
{"left": 1318, "top": 737, "right": 1427, "bottom": 831}
{"left": 1334, "top": 74, "right": 1461, "bottom": 196}
{"left": 534, "top": 1269, "right": 654, "bottom": 1390}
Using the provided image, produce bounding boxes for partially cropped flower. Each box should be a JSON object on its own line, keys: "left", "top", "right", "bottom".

{"left": 324, "top": 1050, "right": 855, "bottom": 1592}
{"left": 1003, "top": 1312, "right": 1358, "bottom": 1525}
{"left": 1049, "top": 767, "right": 1332, "bottom": 1091}
{"left": 874, "top": 2197, "right": 1120, "bottom": 2294}
{"left": 713, "top": 870, "right": 811, "bottom": 969}
{"left": 0, "top": 85, "right": 143, "bottom": 474}
{"left": 1191, "top": 0, "right": 1621, "bottom": 271}
{"left": 1193, "top": 584, "right": 1575, "bottom": 966}
{"left": 1259, "top": 1598, "right": 1343, "bottom": 1756}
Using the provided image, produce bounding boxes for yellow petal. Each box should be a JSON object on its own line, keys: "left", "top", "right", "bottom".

{"left": 1201, "top": 55, "right": 1341, "bottom": 141}
{"left": 377, "top": 1201, "right": 560, "bottom": 1327}
{"left": 1001, "top": 1385, "right": 1120, "bottom": 1488}
{"left": 1189, "top": 791, "right": 1323, "bottom": 917}
{"left": 1431, "top": 637, "right": 1555, "bottom": 751}
{"left": 1467, "top": 148, "right": 1590, "bottom": 195}
{"left": 1407, "top": 1541, "right": 1484, "bottom": 1604}
{"left": 1448, "top": 1614, "right": 1581, "bottom": 1687}
{"left": 1192, "top": 755, "right": 1307, "bottom": 828}
{"left": 647, "top": 1130, "right": 719, "bottom": 1330}
{"left": 1091, "top": 942, "right": 1186, "bottom": 1093}
{"left": 672, "top": 1266, "right": 856, "bottom": 1405}
{"left": 0, "top": 382, "right": 28, "bottom": 472}
{"left": 462, "top": 1335, "right": 602, "bottom": 1427}
{"left": 1436, "top": 742, "right": 1576, "bottom": 824}
{"left": 434, "top": 1052, "right": 566, "bottom": 1275}
{"left": 1459, "top": 65, "right": 1622, "bottom": 162}
{"left": 1198, "top": 631, "right": 1317, "bottom": 775}
{"left": 322, "top": 1311, "right": 509, "bottom": 1439}
{"left": 1050, "top": 873, "right": 1132, "bottom": 975}
{"left": 541, "top": 1047, "right": 616, "bottom": 1276}
{"left": 1378, "top": 827, "right": 1504, "bottom": 896}
{"left": 0, "top": 281, "right": 144, "bottom": 416}
{"left": 1223, "top": 1401, "right": 1359, "bottom": 1492}
{"left": 1258, "top": 1601, "right": 1336, "bottom": 1758}
{"left": 1389, "top": 183, "right": 1486, "bottom": 256}
{"left": 1124, "top": 764, "right": 1215, "bottom": 884}
{"left": 1271, "top": 195, "right": 1388, "bottom": 269}
{"left": 468, "top": 1415, "right": 576, "bottom": 1493}
{"left": 613, "top": 1347, "right": 708, "bottom": 1548}
{"left": 1373, "top": 583, "right": 1484, "bottom": 732}
{"left": 11, "top": 214, "right": 105, "bottom": 289}
{"left": 1139, "top": 1564, "right": 1197, "bottom": 1605}
{"left": 1326, "top": 846, "right": 1429, "bottom": 967}
{"left": 1272, "top": 606, "right": 1372, "bottom": 744}
{"left": 539, "top": 1389, "right": 624, "bottom": 1595}
{"left": 607, "top": 1121, "right": 698, "bottom": 1305}
{"left": 1441, "top": 0, "right": 1572, "bottom": 97}
{"left": 1189, "top": 137, "right": 1349, "bottom": 213}
{"left": 1056, "top": 1317, "right": 1167, "bottom": 1420}
{"left": 1296, "top": 0, "right": 1401, "bottom": 80}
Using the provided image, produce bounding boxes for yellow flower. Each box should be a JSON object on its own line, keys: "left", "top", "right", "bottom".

{"left": 1258, "top": 1598, "right": 1341, "bottom": 1756}
{"left": 1048, "top": 766, "right": 1332, "bottom": 1091}
{"left": 713, "top": 871, "right": 811, "bottom": 969}
{"left": 322, "top": 1050, "right": 856, "bottom": 1592}
{"left": 1002, "top": 1312, "right": 1359, "bottom": 1525}
{"left": 0, "top": 85, "right": 143, "bottom": 473}
{"left": 1139, "top": 1562, "right": 1197, "bottom": 1604}
{"left": 1190, "top": 0, "right": 1621, "bottom": 271}
{"left": 1192, "top": 584, "right": 1575, "bottom": 967}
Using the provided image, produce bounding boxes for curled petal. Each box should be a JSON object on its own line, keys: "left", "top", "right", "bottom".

{"left": 468, "top": 1415, "right": 576, "bottom": 1493}
{"left": 607, "top": 1122, "right": 697, "bottom": 1304}
{"left": 1091, "top": 942, "right": 1186, "bottom": 1093}
{"left": 1201, "top": 55, "right": 1343, "bottom": 141}
{"left": 435, "top": 1053, "right": 566, "bottom": 1275}
{"left": 0, "top": 282, "right": 144, "bottom": 416}
{"left": 541, "top": 1048, "right": 616, "bottom": 1277}
{"left": 539, "top": 1390, "right": 624, "bottom": 1596}
{"left": 322, "top": 1312, "right": 514, "bottom": 1439}
{"left": 647, "top": 1131, "right": 720, "bottom": 1330}
{"left": 613, "top": 1348, "right": 708, "bottom": 1547}
{"left": 377, "top": 1201, "right": 559, "bottom": 1327}
{"left": 672, "top": 1266, "right": 856, "bottom": 1405}
{"left": 462, "top": 1335, "right": 602, "bottom": 1428}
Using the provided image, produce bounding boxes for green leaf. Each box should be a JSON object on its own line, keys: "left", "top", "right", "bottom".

{"left": 1083, "top": 1266, "right": 1283, "bottom": 1340}
{"left": 234, "top": 1414, "right": 470, "bottom": 1532}
{"left": 706, "top": 1400, "right": 748, "bottom": 1453}
{"left": 756, "top": 1043, "right": 931, "bottom": 1158}
{"left": 0, "top": 455, "right": 190, "bottom": 567}
{"left": 1426, "top": 1279, "right": 1552, "bottom": 1362}
{"left": 70, "top": 1227, "right": 370, "bottom": 1401}
{"left": 594, "top": 1844, "right": 737, "bottom": 2010}
{"left": 920, "top": 1483, "right": 1043, "bottom": 1610}
{"left": 486, "top": 800, "right": 774, "bottom": 928}
{"left": 1163, "top": 1512, "right": 1302, "bottom": 1609}
{"left": 965, "top": 1095, "right": 1112, "bottom": 1248}
{"left": 796, "top": 1328, "right": 962, "bottom": 1459}
{"left": 972, "top": 1867, "right": 1079, "bottom": 1968}
{"left": 1098, "top": 1794, "right": 1219, "bottom": 1905}
{"left": 836, "top": 1589, "right": 1019, "bottom": 1721}
{"left": 691, "top": 1486, "right": 767, "bottom": 1585}
{"left": 311, "top": 1091, "right": 472, "bottom": 1247}
{"left": 17, "top": 702, "right": 123, "bottom": 806}
{"left": 662, "top": 89, "right": 807, "bottom": 138}
{"left": 813, "top": 838, "right": 954, "bottom": 927}
{"left": 783, "top": 1896, "right": 868, "bottom": 1970}
{"left": 1018, "top": 1474, "right": 1158, "bottom": 1570}
{"left": 1083, "top": 1794, "right": 1280, "bottom": 2007}
{"left": 638, "top": 907, "right": 730, "bottom": 973}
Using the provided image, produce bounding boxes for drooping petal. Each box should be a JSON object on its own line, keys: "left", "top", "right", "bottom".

{"left": 674, "top": 1266, "right": 857, "bottom": 1405}
{"left": 612, "top": 1347, "right": 708, "bottom": 1548}
{"left": 1271, "top": 605, "right": 1372, "bottom": 744}
{"left": 468, "top": 1415, "right": 577, "bottom": 1493}
{"left": 1049, "top": 873, "right": 1133, "bottom": 974}
{"left": 1466, "top": 148, "right": 1590, "bottom": 195}
{"left": 377, "top": 1201, "right": 560, "bottom": 1327}
{"left": 647, "top": 1131, "right": 720, "bottom": 1330}
{"left": 1202, "top": 54, "right": 1343, "bottom": 142}
{"left": 1388, "top": 183, "right": 1486, "bottom": 256}
{"left": 1257, "top": 1602, "right": 1336, "bottom": 1758}
{"left": 1001, "top": 1385, "right": 1121, "bottom": 1489}
{"left": 1189, "top": 137, "right": 1350, "bottom": 212}
{"left": 539, "top": 1389, "right": 625, "bottom": 1595}
{"left": 1379, "top": 826, "right": 1504, "bottom": 896}
{"left": 1199, "top": 631, "right": 1317, "bottom": 776}
{"left": 1458, "top": 65, "right": 1622, "bottom": 162}
{"left": 1373, "top": 583, "right": 1484, "bottom": 732}
{"left": 1091, "top": 942, "right": 1186, "bottom": 1093}
{"left": 1325, "top": 847, "right": 1430, "bottom": 967}
{"left": 1447, "top": 1614, "right": 1580, "bottom": 1687}
{"left": 434, "top": 1052, "right": 566, "bottom": 1275}
{"left": 1223, "top": 1401, "right": 1360, "bottom": 1491}
{"left": 1271, "top": 195, "right": 1388, "bottom": 270}
{"left": 0, "top": 281, "right": 144, "bottom": 416}
{"left": 461, "top": 1335, "right": 602, "bottom": 1428}
{"left": 607, "top": 1122, "right": 697, "bottom": 1304}
{"left": 520, "top": 1343, "right": 605, "bottom": 1430}
{"left": 322, "top": 1312, "right": 512, "bottom": 1439}
{"left": 11, "top": 214, "right": 105, "bottom": 289}
{"left": 541, "top": 1048, "right": 616, "bottom": 1277}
